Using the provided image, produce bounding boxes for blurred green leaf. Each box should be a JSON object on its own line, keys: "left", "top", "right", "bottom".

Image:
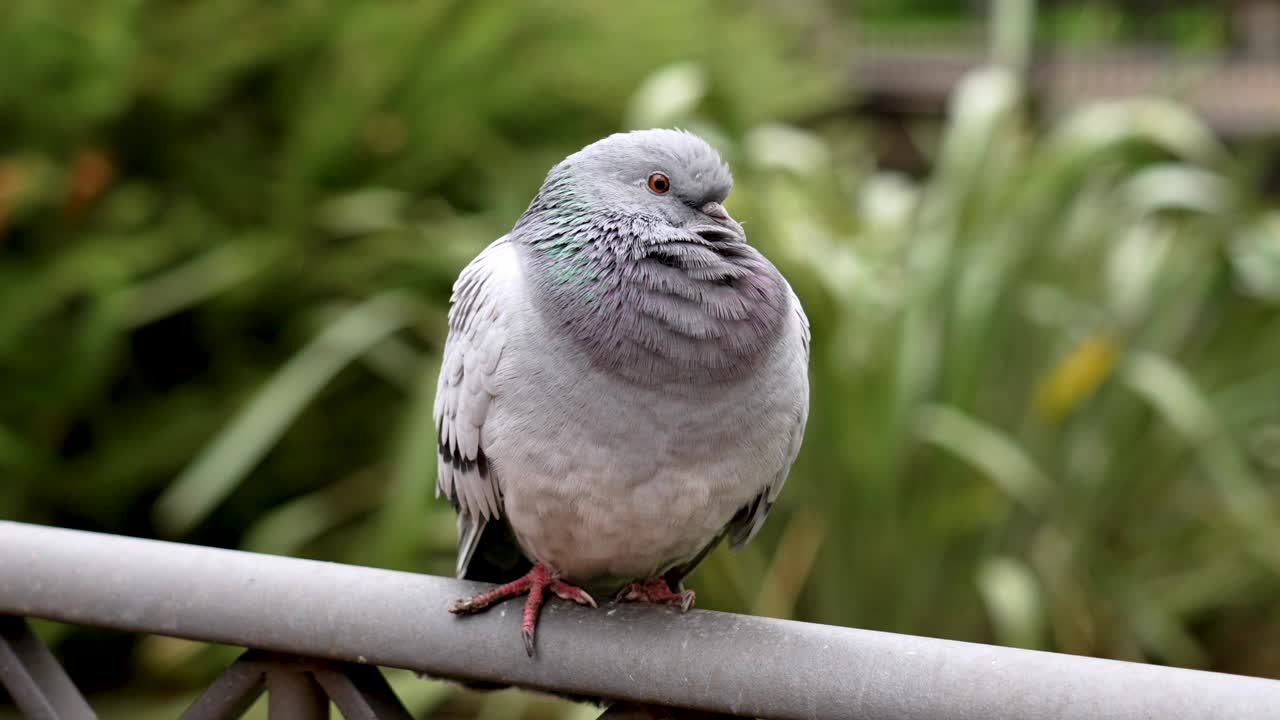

{"left": 625, "top": 61, "right": 708, "bottom": 130}
{"left": 373, "top": 355, "right": 443, "bottom": 571}
{"left": 1122, "top": 352, "right": 1280, "bottom": 571}
{"left": 153, "top": 292, "right": 419, "bottom": 536}
{"left": 1047, "top": 97, "right": 1226, "bottom": 168}
{"left": 915, "top": 404, "right": 1055, "bottom": 509}
{"left": 977, "top": 555, "right": 1045, "bottom": 649}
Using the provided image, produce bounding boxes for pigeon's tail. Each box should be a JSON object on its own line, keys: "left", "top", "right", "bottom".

{"left": 446, "top": 518, "right": 534, "bottom": 692}
{"left": 457, "top": 516, "right": 532, "bottom": 585}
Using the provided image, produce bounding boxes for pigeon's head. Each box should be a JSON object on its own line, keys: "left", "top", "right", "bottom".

{"left": 515, "top": 129, "right": 790, "bottom": 383}
{"left": 518, "top": 129, "right": 744, "bottom": 245}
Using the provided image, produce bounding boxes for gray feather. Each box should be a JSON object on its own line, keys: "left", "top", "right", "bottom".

{"left": 434, "top": 129, "right": 809, "bottom": 589}
{"left": 433, "top": 236, "right": 516, "bottom": 576}
{"left": 728, "top": 296, "right": 810, "bottom": 548}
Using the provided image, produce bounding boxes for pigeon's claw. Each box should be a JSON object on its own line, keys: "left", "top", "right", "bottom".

{"left": 617, "top": 577, "right": 697, "bottom": 613}
{"left": 449, "top": 562, "right": 596, "bottom": 657}
{"left": 550, "top": 580, "right": 598, "bottom": 608}
{"left": 448, "top": 573, "right": 533, "bottom": 614}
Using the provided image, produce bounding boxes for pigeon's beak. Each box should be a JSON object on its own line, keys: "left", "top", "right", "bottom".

{"left": 692, "top": 201, "right": 745, "bottom": 241}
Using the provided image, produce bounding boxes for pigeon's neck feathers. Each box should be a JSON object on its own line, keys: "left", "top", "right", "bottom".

{"left": 512, "top": 172, "right": 789, "bottom": 386}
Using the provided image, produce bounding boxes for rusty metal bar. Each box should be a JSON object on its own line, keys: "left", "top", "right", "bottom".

{"left": 0, "top": 615, "right": 96, "bottom": 720}
{"left": 2, "top": 521, "right": 1279, "bottom": 720}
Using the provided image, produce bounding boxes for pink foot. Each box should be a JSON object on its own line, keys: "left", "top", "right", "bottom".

{"left": 617, "top": 577, "right": 696, "bottom": 613}
{"left": 449, "top": 563, "right": 596, "bottom": 656}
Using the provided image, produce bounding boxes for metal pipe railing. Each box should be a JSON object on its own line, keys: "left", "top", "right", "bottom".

{"left": 1, "top": 520, "right": 1278, "bottom": 719}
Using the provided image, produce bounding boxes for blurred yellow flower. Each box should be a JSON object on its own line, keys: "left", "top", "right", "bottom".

{"left": 1034, "top": 334, "right": 1119, "bottom": 421}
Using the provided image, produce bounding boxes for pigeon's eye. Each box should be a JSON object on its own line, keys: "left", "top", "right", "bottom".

{"left": 646, "top": 172, "right": 671, "bottom": 195}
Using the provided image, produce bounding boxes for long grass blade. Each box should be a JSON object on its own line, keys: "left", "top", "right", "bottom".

{"left": 153, "top": 292, "right": 419, "bottom": 536}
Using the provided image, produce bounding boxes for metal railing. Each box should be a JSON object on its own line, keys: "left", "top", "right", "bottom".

{"left": 2, "top": 521, "right": 1279, "bottom": 719}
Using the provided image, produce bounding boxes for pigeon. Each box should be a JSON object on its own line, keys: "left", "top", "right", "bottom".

{"left": 435, "top": 129, "right": 809, "bottom": 656}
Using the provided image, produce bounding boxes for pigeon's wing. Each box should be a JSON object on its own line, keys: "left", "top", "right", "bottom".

{"left": 727, "top": 292, "right": 810, "bottom": 549}
{"left": 434, "top": 236, "right": 522, "bottom": 579}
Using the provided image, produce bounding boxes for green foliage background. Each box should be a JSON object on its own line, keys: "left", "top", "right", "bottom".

{"left": 2, "top": 1, "right": 1279, "bottom": 717}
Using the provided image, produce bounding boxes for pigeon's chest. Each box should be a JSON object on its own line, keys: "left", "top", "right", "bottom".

{"left": 483, "top": 308, "right": 799, "bottom": 582}
{"left": 493, "top": 366, "right": 763, "bottom": 485}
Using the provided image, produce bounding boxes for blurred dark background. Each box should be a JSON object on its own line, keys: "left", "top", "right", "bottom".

{"left": 3, "top": 0, "right": 1279, "bottom": 717}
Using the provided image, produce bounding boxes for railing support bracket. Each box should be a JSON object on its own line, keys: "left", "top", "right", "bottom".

{"left": 0, "top": 615, "right": 96, "bottom": 720}
{"left": 180, "top": 650, "right": 413, "bottom": 720}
